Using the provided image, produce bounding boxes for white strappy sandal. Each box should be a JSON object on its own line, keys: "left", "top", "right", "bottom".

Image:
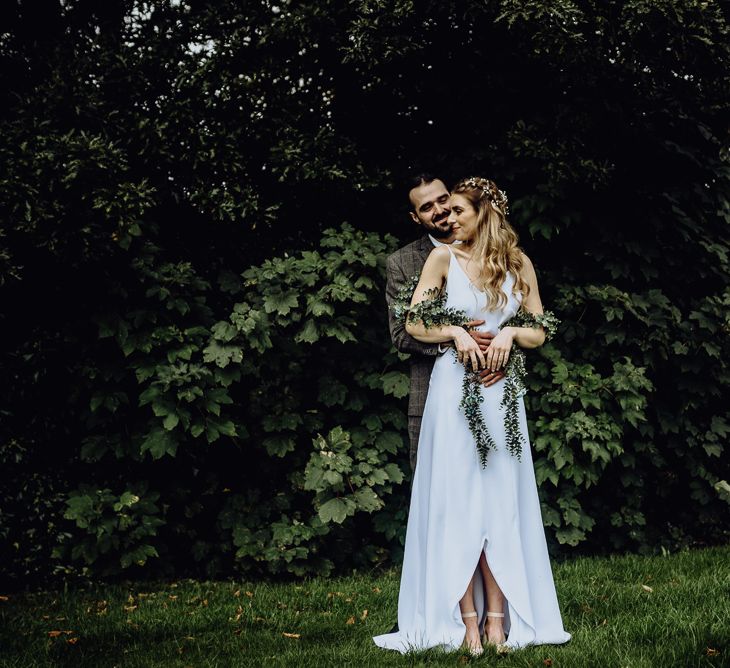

{"left": 460, "top": 610, "right": 484, "bottom": 656}
{"left": 482, "top": 610, "right": 507, "bottom": 648}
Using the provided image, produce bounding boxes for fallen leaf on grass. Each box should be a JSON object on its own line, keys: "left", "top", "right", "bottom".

{"left": 169, "top": 595, "right": 178, "bottom": 601}
{"left": 707, "top": 648, "right": 720, "bottom": 657}
{"left": 346, "top": 616, "right": 355, "bottom": 625}
{"left": 372, "top": 587, "right": 381, "bottom": 593}
{"left": 233, "top": 590, "right": 240, "bottom": 597}
{"left": 282, "top": 633, "right": 301, "bottom": 639}
{"left": 245, "top": 591, "right": 254, "bottom": 598}
{"left": 360, "top": 609, "right": 368, "bottom": 621}
{"left": 47, "top": 630, "right": 74, "bottom": 638}
{"left": 253, "top": 616, "right": 266, "bottom": 622}
{"left": 67, "top": 638, "right": 79, "bottom": 645}
{"left": 123, "top": 605, "right": 138, "bottom": 613}
{"left": 0, "top": 595, "right": 9, "bottom": 602}
{"left": 543, "top": 659, "right": 553, "bottom": 666}
{"left": 641, "top": 585, "right": 653, "bottom": 593}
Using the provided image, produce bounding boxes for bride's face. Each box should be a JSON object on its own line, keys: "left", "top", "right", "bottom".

{"left": 447, "top": 194, "right": 478, "bottom": 242}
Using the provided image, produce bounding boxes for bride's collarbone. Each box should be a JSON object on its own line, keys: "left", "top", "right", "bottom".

{"left": 452, "top": 251, "right": 483, "bottom": 285}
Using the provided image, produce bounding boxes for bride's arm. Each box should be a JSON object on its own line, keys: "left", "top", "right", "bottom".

{"left": 405, "top": 247, "right": 486, "bottom": 369}
{"left": 484, "top": 253, "right": 546, "bottom": 371}
{"left": 502, "top": 253, "right": 546, "bottom": 349}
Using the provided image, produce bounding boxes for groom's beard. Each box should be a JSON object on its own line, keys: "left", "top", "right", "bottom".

{"left": 430, "top": 213, "right": 453, "bottom": 239}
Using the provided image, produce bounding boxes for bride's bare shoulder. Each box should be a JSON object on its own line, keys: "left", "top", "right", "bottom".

{"left": 518, "top": 250, "right": 536, "bottom": 273}
{"left": 426, "top": 245, "right": 451, "bottom": 262}
{"left": 421, "top": 245, "right": 451, "bottom": 276}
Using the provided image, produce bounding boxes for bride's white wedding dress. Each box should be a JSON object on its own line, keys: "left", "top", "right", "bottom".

{"left": 373, "top": 247, "right": 571, "bottom": 653}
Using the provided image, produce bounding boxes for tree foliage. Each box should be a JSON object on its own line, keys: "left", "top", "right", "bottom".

{"left": 0, "top": 0, "right": 728, "bottom": 584}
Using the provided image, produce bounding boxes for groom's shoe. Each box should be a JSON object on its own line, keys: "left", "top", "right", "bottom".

{"left": 388, "top": 621, "right": 398, "bottom": 633}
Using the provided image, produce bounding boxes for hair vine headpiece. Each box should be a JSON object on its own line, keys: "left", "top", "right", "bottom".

{"left": 464, "top": 176, "right": 510, "bottom": 217}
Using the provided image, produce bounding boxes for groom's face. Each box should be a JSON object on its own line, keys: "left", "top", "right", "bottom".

{"left": 408, "top": 179, "right": 453, "bottom": 240}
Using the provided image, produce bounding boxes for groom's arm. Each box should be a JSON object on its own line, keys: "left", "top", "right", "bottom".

{"left": 385, "top": 253, "right": 439, "bottom": 356}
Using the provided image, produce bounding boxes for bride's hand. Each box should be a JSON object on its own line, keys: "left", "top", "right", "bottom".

{"left": 452, "top": 327, "right": 487, "bottom": 371}
{"left": 486, "top": 327, "right": 515, "bottom": 371}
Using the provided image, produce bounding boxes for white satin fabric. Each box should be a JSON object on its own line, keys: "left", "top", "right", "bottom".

{"left": 373, "top": 247, "right": 571, "bottom": 653}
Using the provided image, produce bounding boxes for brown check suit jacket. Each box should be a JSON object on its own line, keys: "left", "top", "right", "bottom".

{"left": 385, "top": 235, "right": 440, "bottom": 470}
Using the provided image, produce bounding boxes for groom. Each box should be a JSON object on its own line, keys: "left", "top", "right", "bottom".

{"left": 385, "top": 174, "right": 505, "bottom": 473}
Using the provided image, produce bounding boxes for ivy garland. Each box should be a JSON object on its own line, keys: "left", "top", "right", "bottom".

{"left": 392, "top": 274, "right": 559, "bottom": 467}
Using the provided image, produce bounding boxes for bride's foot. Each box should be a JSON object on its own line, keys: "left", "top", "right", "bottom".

{"left": 460, "top": 611, "right": 483, "bottom": 656}
{"left": 483, "top": 611, "right": 506, "bottom": 647}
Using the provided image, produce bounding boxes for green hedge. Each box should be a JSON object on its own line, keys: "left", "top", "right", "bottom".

{"left": 1, "top": 0, "right": 728, "bottom": 584}
{"left": 46, "top": 223, "right": 730, "bottom": 580}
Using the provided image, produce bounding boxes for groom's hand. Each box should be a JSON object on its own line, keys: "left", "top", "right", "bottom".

{"left": 465, "top": 322, "right": 506, "bottom": 387}
{"left": 478, "top": 367, "right": 505, "bottom": 387}
{"left": 466, "top": 321, "right": 493, "bottom": 352}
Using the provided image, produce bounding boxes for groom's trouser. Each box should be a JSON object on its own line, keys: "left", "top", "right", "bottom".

{"left": 407, "top": 415, "right": 422, "bottom": 473}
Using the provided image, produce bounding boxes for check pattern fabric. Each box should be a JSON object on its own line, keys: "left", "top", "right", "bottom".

{"left": 385, "top": 234, "right": 439, "bottom": 471}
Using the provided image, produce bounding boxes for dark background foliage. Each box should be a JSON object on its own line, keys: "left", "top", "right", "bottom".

{"left": 1, "top": 0, "right": 728, "bottom": 588}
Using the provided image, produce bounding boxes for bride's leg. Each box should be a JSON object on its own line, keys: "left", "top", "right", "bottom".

{"left": 478, "top": 551, "right": 506, "bottom": 644}
{"left": 458, "top": 571, "right": 483, "bottom": 652}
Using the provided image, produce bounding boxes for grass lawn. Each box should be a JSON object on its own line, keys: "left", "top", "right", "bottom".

{"left": 1, "top": 545, "right": 728, "bottom": 667}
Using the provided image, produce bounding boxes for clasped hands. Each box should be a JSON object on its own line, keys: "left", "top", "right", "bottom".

{"left": 451, "top": 319, "right": 513, "bottom": 388}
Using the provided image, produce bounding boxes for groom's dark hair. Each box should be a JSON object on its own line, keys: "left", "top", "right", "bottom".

{"left": 406, "top": 173, "right": 438, "bottom": 208}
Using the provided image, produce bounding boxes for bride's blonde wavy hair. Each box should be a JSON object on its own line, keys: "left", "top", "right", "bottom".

{"left": 451, "top": 176, "right": 530, "bottom": 310}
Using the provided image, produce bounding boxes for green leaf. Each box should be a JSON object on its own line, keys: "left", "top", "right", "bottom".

{"left": 212, "top": 320, "right": 238, "bottom": 342}
{"left": 263, "top": 290, "right": 299, "bottom": 315}
{"left": 381, "top": 371, "right": 409, "bottom": 398}
{"left": 375, "top": 431, "right": 402, "bottom": 455}
{"left": 203, "top": 340, "right": 243, "bottom": 368}
{"left": 353, "top": 488, "right": 383, "bottom": 513}
{"left": 295, "top": 320, "right": 319, "bottom": 343}
{"left": 163, "top": 413, "right": 179, "bottom": 430}
{"left": 263, "top": 435, "right": 296, "bottom": 457}
{"left": 141, "top": 429, "right": 178, "bottom": 459}
{"left": 113, "top": 491, "right": 140, "bottom": 511}
{"left": 318, "top": 498, "right": 349, "bottom": 524}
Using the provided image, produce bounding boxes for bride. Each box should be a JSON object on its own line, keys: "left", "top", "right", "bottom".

{"left": 373, "top": 177, "right": 571, "bottom": 656}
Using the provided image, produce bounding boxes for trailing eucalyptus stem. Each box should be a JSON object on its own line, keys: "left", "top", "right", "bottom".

{"left": 392, "top": 274, "right": 559, "bottom": 467}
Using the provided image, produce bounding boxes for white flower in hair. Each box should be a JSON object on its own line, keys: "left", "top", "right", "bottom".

{"left": 465, "top": 177, "right": 510, "bottom": 216}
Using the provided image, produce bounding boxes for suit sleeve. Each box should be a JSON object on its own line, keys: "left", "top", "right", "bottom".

{"left": 385, "top": 253, "right": 439, "bottom": 357}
